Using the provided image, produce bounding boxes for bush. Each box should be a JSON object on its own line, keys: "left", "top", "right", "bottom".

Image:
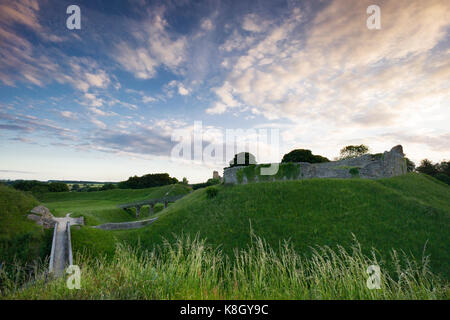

{"left": 229, "top": 152, "right": 256, "bottom": 167}
{"left": 206, "top": 187, "right": 219, "bottom": 199}
{"left": 281, "top": 149, "right": 329, "bottom": 163}
{"left": 405, "top": 157, "right": 415, "bottom": 172}
{"left": 349, "top": 167, "right": 360, "bottom": 177}
{"left": 192, "top": 178, "right": 221, "bottom": 190}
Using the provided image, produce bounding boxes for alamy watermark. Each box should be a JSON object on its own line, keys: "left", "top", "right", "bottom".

{"left": 366, "top": 265, "right": 381, "bottom": 289}
{"left": 367, "top": 5, "right": 381, "bottom": 30}
{"left": 170, "top": 121, "right": 280, "bottom": 175}
{"left": 66, "top": 5, "right": 81, "bottom": 30}
{"left": 66, "top": 264, "right": 81, "bottom": 290}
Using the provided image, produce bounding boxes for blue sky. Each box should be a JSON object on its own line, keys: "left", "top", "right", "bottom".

{"left": 0, "top": 0, "right": 449, "bottom": 183}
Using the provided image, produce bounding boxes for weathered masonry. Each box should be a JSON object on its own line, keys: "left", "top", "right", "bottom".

{"left": 223, "top": 145, "right": 408, "bottom": 185}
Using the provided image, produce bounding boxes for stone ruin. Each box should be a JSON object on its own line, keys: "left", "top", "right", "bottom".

{"left": 223, "top": 145, "right": 407, "bottom": 184}
{"left": 27, "top": 205, "right": 56, "bottom": 228}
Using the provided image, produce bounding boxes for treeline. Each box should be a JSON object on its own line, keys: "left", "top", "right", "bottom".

{"left": 416, "top": 159, "right": 450, "bottom": 185}
{"left": 10, "top": 180, "right": 69, "bottom": 193}
{"left": 117, "top": 173, "right": 178, "bottom": 189}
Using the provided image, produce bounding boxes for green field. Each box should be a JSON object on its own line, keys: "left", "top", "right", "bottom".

{"left": 1, "top": 173, "right": 449, "bottom": 299}
{"left": 39, "top": 184, "right": 191, "bottom": 226}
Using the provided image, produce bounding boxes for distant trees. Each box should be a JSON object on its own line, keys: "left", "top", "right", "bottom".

{"left": 100, "top": 183, "right": 116, "bottom": 191}
{"left": 416, "top": 159, "right": 450, "bottom": 185}
{"left": 12, "top": 180, "right": 47, "bottom": 192}
{"left": 12, "top": 180, "right": 68, "bottom": 193}
{"left": 281, "top": 149, "right": 329, "bottom": 163}
{"left": 71, "top": 184, "right": 80, "bottom": 191}
{"left": 48, "top": 182, "right": 69, "bottom": 192}
{"left": 118, "top": 173, "right": 178, "bottom": 189}
{"left": 338, "top": 145, "right": 369, "bottom": 160}
{"left": 182, "top": 177, "right": 189, "bottom": 185}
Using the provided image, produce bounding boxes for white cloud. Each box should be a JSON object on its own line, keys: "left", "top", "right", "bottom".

{"left": 242, "top": 14, "right": 270, "bottom": 33}
{"left": 59, "top": 110, "right": 78, "bottom": 120}
{"left": 113, "top": 10, "right": 187, "bottom": 79}
{"left": 201, "top": 19, "right": 214, "bottom": 31}
{"left": 90, "top": 118, "right": 107, "bottom": 129}
{"left": 178, "top": 85, "right": 189, "bottom": 96}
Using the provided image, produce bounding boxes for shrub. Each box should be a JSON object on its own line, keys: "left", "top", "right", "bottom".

{"left": 229, "top": 152, "right": 256, "bottom": 167}
{"left": 349, "top": 167, "right": 360, "bottom": 177}
{"left": 206, "top": 186, "right": 219, "bottom": 199}
{"left": 281, "top": 149, "right": 329, "bottom": 163}
{"left": 405, "top": 157, "right": 415, "bottom": 172}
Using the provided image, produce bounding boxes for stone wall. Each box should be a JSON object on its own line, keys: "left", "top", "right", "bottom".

{"left": 223, "top": 145, "right": 407, "bottom": 184}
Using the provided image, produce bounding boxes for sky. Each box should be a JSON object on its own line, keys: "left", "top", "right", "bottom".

{"left": 0, "top": 0, "right": 449, "bottom": 183}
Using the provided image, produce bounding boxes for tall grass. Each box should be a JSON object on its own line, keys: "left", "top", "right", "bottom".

{"left": 2, "top": 234, "right": 448, "bottom": 299}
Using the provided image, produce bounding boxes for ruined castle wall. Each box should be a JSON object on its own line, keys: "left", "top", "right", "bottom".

{"left": 223, "top": 145, "right": 407, "bottom": 184}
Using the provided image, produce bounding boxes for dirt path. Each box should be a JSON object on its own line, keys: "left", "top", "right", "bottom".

{"left": 93, "top": 217, "right": 158, "bottom": 230}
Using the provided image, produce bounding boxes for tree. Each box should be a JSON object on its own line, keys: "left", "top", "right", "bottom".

{"left": 415, "top": 159, "right": 450, "bottom": 185}
{"left": 48, "top": 182, "right": 69, "bottom": 192}
{"left": 416, "top": 159, "right": 438, "bottom": 176}
{"left": 12, "top": 180, "right": 47, "bottom": 191}
{"left": 339, "top": 145, "right": 369, "bottom": 160}
{"left": 182, "top": 177, "right": 189, "bottom": 185}
{"left": 229, "top": 152, "right": 256, "bottom": 167}
{"left": 118, "top": 173, "right": 178, "bottom": 189}
{"left": 100, "top": 183, "right": 116, "bottom": 191}
{"left": 437, "top": 161, "right": 450, "bottom": 176}
{"left": 281, "top": 149, "right": 329, "bottom": 163}
{"left": 71, "top": 184, "right": 80, "bottom": 191}
{"left": 405, "top": 157, "right": 415, "bottom": 172}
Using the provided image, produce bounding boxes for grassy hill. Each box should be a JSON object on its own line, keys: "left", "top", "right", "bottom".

{"left": 70, "top": 173, "right": 450, "bottom": 280}
{"left": 39, "top": 183, "right": 191, "bottom": 226}
{"left": 0, "top": 185, "right": 49, "bottom": 267}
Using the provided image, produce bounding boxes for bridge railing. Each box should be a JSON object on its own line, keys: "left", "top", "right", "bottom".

{"left": 48, "top": 221, "right": 58, "bottom": 273}
{"left": 117, "top": 194, "right": 186, "bottom": 209}
{"left": 66, "top": 222, "right": 73, "bottom": 266}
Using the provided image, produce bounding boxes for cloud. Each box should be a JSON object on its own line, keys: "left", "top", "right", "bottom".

{"left": 0, "top": 111, "right": 74, "bottom": 136}
{"left": 242, "top": 14, "right": 270, "bottom": 33}
{"left": 90, "top": 118, "right": 107, "bottom": 129}
{"left": 381, "top": 132, "right": 450, "bottom": 153}
{"left": 113, "top": 9, "right": 187, "bottom": 79}
{"left": 201, "top": 19, "right": 214, "bottom": 31}
{"left": 59, "top": 111, "right": 78, "bottom": 120}
{"left": 178, "top": 85, "right": 190, "bottom": 96}
{"left": 0, "top": 1, "right": 106, "bottom": 90}
{"left": 210, "top": 0, "right": 450, "bottom": 129}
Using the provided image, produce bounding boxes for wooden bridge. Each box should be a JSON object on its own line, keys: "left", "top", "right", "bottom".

{"left": 117, "top": 194, "right": 186, "bottom": 217}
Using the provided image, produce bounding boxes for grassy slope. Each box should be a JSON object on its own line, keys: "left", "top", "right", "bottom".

{"left": 39, "top": 184, "right": 191, "bottom": 226}
{"left": 70, "top": 173, "right": 450, "bottom": 279}
{"left": 0, "top": 186, "right": 49, "bottom": 265}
